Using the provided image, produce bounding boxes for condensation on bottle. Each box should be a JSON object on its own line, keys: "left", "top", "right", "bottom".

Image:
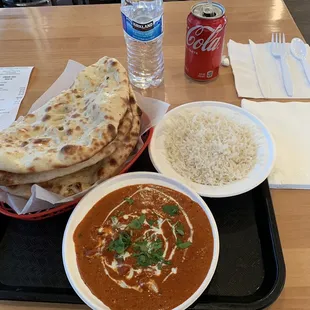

{"left": 121, "top": 0, "right": 164, "bottom": 89}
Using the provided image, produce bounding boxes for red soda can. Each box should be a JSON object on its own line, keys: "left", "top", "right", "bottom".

{"left": 185, "top": 2, "right": 227, "bottom": 81}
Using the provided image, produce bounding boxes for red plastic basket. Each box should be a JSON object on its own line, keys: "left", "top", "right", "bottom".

{"left": 0, "top": 128, "right": 154, "bottom": 221}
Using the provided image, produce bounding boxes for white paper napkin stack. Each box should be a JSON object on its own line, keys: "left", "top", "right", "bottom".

{"left": 242, "top": 99, "right": 310, "bottom": 189}
{"left": 228, "top": 39, "right": 310, "bottom": 99}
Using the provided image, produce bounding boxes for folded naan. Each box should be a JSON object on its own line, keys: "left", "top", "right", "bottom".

{"left": 0, "top": 108, "right": 133, "bottom": 186}
{"left": 5, "top": 86, "right": 141, "bottom": 198}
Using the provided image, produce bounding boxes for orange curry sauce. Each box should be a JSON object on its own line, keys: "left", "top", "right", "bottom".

{"left": 74, "top": 184, "right": 214, "bottom": 310}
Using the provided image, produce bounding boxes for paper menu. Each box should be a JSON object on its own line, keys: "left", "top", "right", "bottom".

{"left": 0, "top": 67, "right": 33, "bottom": 130}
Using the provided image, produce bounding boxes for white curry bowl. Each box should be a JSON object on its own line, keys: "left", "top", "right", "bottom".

{"left": 63, "top": 171, "right": 219, "bottom": 310}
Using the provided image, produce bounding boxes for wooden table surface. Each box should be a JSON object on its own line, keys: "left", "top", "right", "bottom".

{"left": 0, "top": 0, "right": 309, "bottom": 309}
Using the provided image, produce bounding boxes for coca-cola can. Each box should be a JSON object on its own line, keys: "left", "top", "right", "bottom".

{"left": 185, "top": 2, "right": 227, "bottom": 81}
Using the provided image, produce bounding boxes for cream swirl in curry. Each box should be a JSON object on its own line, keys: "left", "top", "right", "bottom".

{"left": 74, "top": 184, "right": 214, "bottom": 310}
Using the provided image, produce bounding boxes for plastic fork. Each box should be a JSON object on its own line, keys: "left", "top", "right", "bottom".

{"left": 271, "top": 33, "right": 293, "bottom": 97}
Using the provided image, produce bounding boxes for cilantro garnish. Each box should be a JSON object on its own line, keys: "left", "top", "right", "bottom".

{"left": 149, "top": 238, "right": 163, "bottom": 251}
{"left": 175, "top": 222, "right": 184, "bottom": 236}
{"left": 128, "top": 214, "right": 146, "bottom": 230}
{"left": 162, "top": 205, "right": 179, "bottom": 216}
{"left": 147, "top": 219, "right": 156, "bottom": 226}
{"left": 124, "top": 197, "right": 134, "bottom": 205}
{"left": 108, "top": 231, "right": 131, "bottom": 254}
{"left": 176, "top": 238, "right": 192, "bottom": 249}
{"left": 133, "top": 240, "right": 148, "bottom": 252}
{"left": 133, "top": 239, "right": 170, "bottom": 267}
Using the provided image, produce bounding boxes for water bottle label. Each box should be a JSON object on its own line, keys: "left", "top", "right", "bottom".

{"left": 121, "top": 13, "right": 163, "bottom": 42}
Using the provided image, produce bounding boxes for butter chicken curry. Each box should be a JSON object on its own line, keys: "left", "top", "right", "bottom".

{"left": 74, "top": 184, "right": 214, "bottom": 310}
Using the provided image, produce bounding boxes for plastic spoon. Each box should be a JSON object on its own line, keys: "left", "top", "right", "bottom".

{"left": 291, "top": 38, "right": 310, "bottom": 84}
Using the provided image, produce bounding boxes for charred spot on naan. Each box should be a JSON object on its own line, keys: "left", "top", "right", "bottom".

{"left": 118, "top": 118, "right": 124, "bottom": 127}
{"left": 24, "top": 114, "right": 36, "bottom": 123}
{"left": 126, "top": 143, "right": 135, "bottom": 150}
{"left": 104, "top": 115, "right": 115, "bottom": 121}
{"left": 61, "top": 145, "right": 80, "bottom": 156}
{"left": 53, "top": 102, "right": 65, "bottom": 109}
{"left": 32, "top": 138, "right": 51, "bottom": 145}
{"left": 136, "top": 106, "right": 142, "bottom": 116}
{"left": 109, "top": 158, "right": 117, "bottom": 166}
{"left": 48, "top": 148, "right": 57, "bottom": 153}
{"left": 130, "top": 131, "right": 139, "bottom": 137}
{"left": 32, "top": 125, "right": 41, "bottom": 131}
{"left": 64, "top": 182, "right": 83, "bottom": 196}
{"left": 42, "top": 114, "right": 51, "bottom": 122}
{"left": 18, "top": 128, "right": 29, "bottom": 133}
{"left": 66, "top": 129, "right": 73, "bottom": 136}
{"left": 97, "top": 167, "right": 105, "bottom": 177}
{"left": 101, "top": 133, "right": 110, "bottom": 145}
{"left": 107, "top": 124, "right": 116, "bottom": 137}
{"left": 65, "top": 93, "right": 71, "bottom": 100}
{"left": 129, "top": 95, "right": 136, "bottom": 105}
{"left": 108, "top": 59, "right": 118, "bottom": 67}
{"left": 51, "top": 101, "right": 71, "bottom": 113}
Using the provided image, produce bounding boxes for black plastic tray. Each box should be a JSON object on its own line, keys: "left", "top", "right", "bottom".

{"left": 0, "top": 149, "right": 286, "bottom": 309}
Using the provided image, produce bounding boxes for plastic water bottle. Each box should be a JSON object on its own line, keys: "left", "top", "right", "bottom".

{"left": 121, "top": 0, "right": 164, "bottom": 89}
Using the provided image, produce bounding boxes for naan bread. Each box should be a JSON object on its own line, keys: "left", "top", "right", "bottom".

{"left": 0, "top": 109, "right": 133, "bottom": 186}
{"left": 0, "top": 57, "right": 129, "bottom": 174}
{"left": 5, "top": 87, "right": 141, "bottom": 198}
